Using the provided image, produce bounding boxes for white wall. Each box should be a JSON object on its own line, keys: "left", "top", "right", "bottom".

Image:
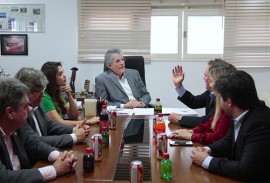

{"left": 1, "top": 0, "right": 270, "bottom": 116}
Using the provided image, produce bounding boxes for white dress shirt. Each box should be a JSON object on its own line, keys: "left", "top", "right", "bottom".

{"left": 115, "top": 73, "right": 136, "bottom": 108}
{"left": 0, "top": 127, "right": 59, "bottom": 181}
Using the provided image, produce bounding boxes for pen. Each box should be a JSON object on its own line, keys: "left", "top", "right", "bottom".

{"left": 162, "top": 113, "right": 170, "bottom": 116}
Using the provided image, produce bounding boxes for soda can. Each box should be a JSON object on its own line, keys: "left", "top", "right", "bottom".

{"left": 156, "top": 133, "right": 168, "bottom": 160}
{"left": 130, "top": 160, "right": 143, "bottom": 183}
{"left": 108, "top": 110, "right": 117, "bottom": 130}
{"left": 91, "top": 133, "right": 102, "bottom": 161}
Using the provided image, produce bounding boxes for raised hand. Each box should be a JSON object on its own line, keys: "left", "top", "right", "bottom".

{"left": 172, "top": 65, "right": 185, "bottom": 88}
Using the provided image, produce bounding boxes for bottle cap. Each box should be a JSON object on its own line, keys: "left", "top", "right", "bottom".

{"left": 163, "top": 153, "right": 169, "bottom": 159}
{"left": 158, "top": 113, "right": 163, "bottom": 117}
{"left": 102, "top": 105, "right": 106, "bottom": 109}
{"left": 86, "top": 147, "right": 92, "bottom": 153}
{"left": 156, "top": 98, "right": 160, "bottom": 101}
{"left": 101, "top": 126, "right": 108, "bottom": 131}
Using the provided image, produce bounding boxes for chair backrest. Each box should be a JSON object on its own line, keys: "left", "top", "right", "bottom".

{"left": 103, "top": 56, "right": 146, "bottom": 86}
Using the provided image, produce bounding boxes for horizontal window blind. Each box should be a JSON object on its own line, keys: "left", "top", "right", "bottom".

{"left": 78, "top": 0, "right": 151, "bottom": 62}
{"left": 224, "top": 0, "right": 270, "bottom": 67}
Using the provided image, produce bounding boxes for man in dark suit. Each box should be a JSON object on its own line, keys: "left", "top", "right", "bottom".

{"left": 14, "top": 68, "right": 90, "bottom": 150}
{"left": 190, "top": 70, "right": 270, "bottom": 182}
{"left": 168, "top": 59, "right": 226, "bottom": 128}
{"left": 0, "top": 78, "right": 77, "bottom": 182}
{"left": 95, "top": 48, "right": 151, "bottom": 108}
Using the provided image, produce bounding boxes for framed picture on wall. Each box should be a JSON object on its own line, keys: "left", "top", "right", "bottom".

{"left": 0, "top": 34, "right": 28, "bottom": 55}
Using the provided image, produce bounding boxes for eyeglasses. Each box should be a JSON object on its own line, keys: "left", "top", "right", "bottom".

{"left": 112, "top": 57, "right": 126, "bottom": 64}
{"left": 32, "top": 87, "right": 46, "bottom": 96}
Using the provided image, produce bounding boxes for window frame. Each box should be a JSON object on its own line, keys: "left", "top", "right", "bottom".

{"left": 151, "top": 9, "right": 182, "bottom": 61}
{"left": 150, "top": 8, "right": 224, "bottom": 61}
{"left": 183, "top": 9, "right": 224, "bottom": 60}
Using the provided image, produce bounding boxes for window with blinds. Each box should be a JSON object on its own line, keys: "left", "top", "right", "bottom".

{"left": 78, "top": 0, "right": 151, "bottom": 62}
{"left": 224, "top": 0, "right": 270, "bottom": 67}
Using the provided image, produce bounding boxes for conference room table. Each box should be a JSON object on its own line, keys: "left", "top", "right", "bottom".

{"left": 35, "top": 111, "right": 240, "bottom": 183}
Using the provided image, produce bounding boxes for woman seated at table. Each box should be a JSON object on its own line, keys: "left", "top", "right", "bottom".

{"left": 41, "top": 61, "right": 99, "bottom": 126}
{"left": 169, "top": 63, "right": 236, "bottom": 145}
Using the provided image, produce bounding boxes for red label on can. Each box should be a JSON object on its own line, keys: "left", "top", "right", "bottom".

{"left": 130, "top": 160, "right": 143, "bottom": 183}
{"left": 156, "top": 133, "right": 168, "bottom": 160}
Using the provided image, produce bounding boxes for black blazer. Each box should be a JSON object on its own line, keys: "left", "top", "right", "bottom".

{"left": 27, "top": 106, "right": 74, "bottom": 149}
{"left": 178, "top": 90, "right": 215, "bottom": 128}
{"left": 208, "top": 103, "right": 270, "bottom": 181}
{"left": 0, "top": 127, "right": 57, "bottom": 182}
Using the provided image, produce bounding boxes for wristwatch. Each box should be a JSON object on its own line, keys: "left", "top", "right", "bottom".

{"left": 139, "top": 101, "right": 145, "bottom": 107}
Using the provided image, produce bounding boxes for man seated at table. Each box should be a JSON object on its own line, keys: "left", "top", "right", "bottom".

{"left": 95, "top": 48, "right": 151, "bottom": 108}
{"left": 169, "top": 59, "right": 228, "bottom": 128}
{"left": 191, "top": 70, "right": 270, "bottom": 182}
{"left": 14, "top": 67, "right": 90, "bottom": 151}
{"left": 0, "top": 78, "right": 77, "bottom": 182}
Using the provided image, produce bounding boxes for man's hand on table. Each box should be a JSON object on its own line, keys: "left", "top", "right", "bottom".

{"left": 168, "top": 112, "right": 182, "bottom": 124}
{"left": 53, "top": 150, "right": 77, "bottom": 176}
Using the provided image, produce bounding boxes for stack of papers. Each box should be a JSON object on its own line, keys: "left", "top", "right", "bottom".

{"left": 162, "top": 108, "right": 198, "bottom": 116}
{"left": 106, "top": 106, "right": 198, "bottom": 116}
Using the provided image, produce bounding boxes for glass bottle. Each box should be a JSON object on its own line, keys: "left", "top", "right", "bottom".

{"left": 100, "top": 105, "right": 109, "bottom": 133}
{"left": 154, "top": 98, "right": 162, "bottom": 115}
{"left": 83, "top": 147, "right": 94, "bottom": 172}
{"left": 160, "top": 153, "right": 172, "bottom": 180}
{"left": 101, "top": 126, "right": 109, "bottom": 148}
{"left": 96, "top": 98, "right": 103, "bottom": 116}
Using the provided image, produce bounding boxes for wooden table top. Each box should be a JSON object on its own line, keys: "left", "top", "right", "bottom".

{"left": 35, "top": 115, "right": 240, "bottom": 183}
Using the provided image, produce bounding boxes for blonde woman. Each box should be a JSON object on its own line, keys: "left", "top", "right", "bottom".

{"left": 169, "top": 63, "right": 236, "bottom": 145}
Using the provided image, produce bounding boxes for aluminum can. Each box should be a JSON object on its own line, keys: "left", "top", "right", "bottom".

{"left": 91, "top": 133, "right": 102, "bottom": 161}
{"left": 130, "top": 160, "right": 143, "bottom": 183}
{"left": 108, "top": 110, "right": 117, "bottom": 130}
{"left": 156, "top": 133, "right": 168, "bottom": 160}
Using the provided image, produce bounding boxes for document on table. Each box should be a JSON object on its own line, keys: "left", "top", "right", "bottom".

{"left": 115, "top": 108, "right": 134, "bottom": 115}
{"left": 162, "top": 108, "right": 198, "bottom": 116}
{"left": 133, "top": 108, "right": 154, "bottom": 115}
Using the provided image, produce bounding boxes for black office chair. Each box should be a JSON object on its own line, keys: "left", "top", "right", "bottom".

{"left": 103, "top": 56, "right": 146, "bottom": 86}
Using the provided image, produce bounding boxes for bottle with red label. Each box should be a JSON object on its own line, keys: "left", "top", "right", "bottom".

{"left": 100, "top": 105, "right": 109, "bottom": 133}
{"left": 155, "top": 113, "right": 166, "bottom": 134}
{"left": 154, "top": 98, "right": 162, "bottom": 115}
{"left": 101, "top": 126, "right": 109, "bottom": 148}
{"left": 83, "top": 147, "right": 94, "bottom": 172}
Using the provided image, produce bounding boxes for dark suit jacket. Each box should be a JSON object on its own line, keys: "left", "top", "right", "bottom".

{"left": 27, "top": 106, "right": 74, "bottom": 149}
{"left": 208, "top": 103, "right": 270, "bottom": 181}
{"left": 0, "top": 126, "right": 57, "bottom": 182}
{"left": 95, "top": 69, "right": 151, "bottom": 107}
{"left": 178, "top": 90, "right": 215, "bottom": 128}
